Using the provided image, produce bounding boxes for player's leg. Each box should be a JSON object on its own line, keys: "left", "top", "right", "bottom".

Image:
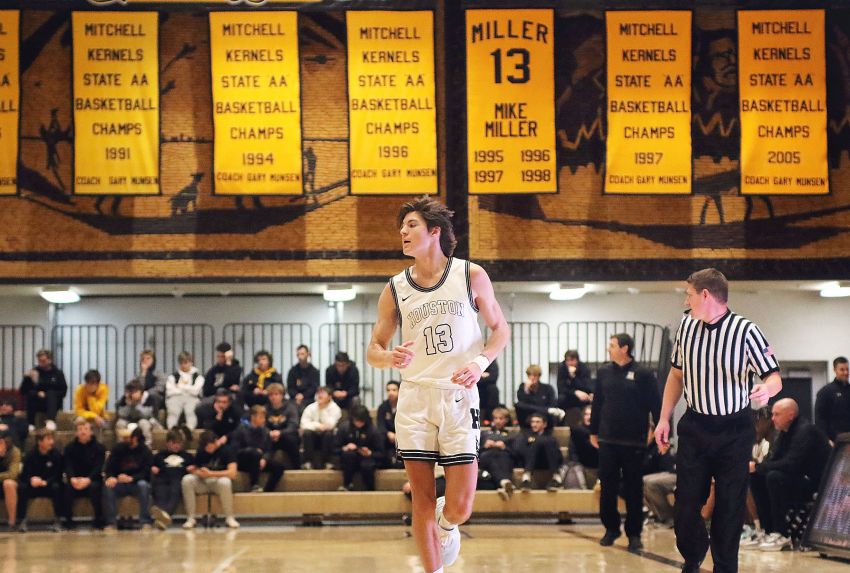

{"left": 405, "top": 459, "right": 441, "bottom": 572}
{"left": 442, "top": 462, "right": 478, "bottom": 526}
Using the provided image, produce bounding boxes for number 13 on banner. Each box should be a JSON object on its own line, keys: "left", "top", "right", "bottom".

{"left": 466, "top": 9, "right": 557, "bottom": 194}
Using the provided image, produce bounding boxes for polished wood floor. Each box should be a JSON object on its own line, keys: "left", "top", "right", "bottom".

{"left": 1, "top": 522, "right": 848, "bottom": 572}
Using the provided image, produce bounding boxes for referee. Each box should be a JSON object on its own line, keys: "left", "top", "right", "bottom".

{"left": 655, "top": 269, "right": 781, "bottom": 573}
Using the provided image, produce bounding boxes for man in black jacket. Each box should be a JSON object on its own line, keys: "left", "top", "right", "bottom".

{"left": 557, "top": 350, "right": 594, "bottom": 421}
{"left": 335, "top": 405, "right": 384, "bottom": 491}
{"left": 515, "top": 364, "right": 564, "bottom": 428}
{"left": 590, "top": 333, "right": 661, "bottom": 553}
{"left": 63, "top": 419, "right": 106, "bottom": 529}
{"left": 478, "top": 407, "right": 516, "bottom": 499}
{"left": 198, "top": 388, "right": 242, "bottom": 440}
{"left": 814, "top": 356, "right": 850, "bottom": 446}
{"left": 103, "top": 427, "right": 154, "bottom": 530}
{"left": 202, "top": 342, "right": 243, "bottom": 403}
{"left": 749, "top": 398, "right": 832, "bottom": 551}
{"left": 231, "top": 406, "right": 284, "bottom": 492}
{"left": 19, "top": 349, "right": 67, "bottom": 430}
{"left": 286, "top": 344, "right": 320, "bottom": 411}
{"left": 242, "top": 350, "right": 283, "bottom": 408}
{"left": 325, "top": 351, "right": 360, "bottom": 411}
{"left": 376, "top": 380, "right": 401, "bottom": 467}
{"left": 265, "top": 383, "right": 301, "bottom": 468}
{"left": 16, "top": 428, "right": 64, "bottom": 532}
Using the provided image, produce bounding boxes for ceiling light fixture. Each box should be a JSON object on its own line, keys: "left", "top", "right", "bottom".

{"left": 323, "top": 284, "right": 356, "bottom": 302}
{"left": 549, "top": 283, "right": 587, "bottom": 301}
{"left": 40, "top": 287, "right": 80, "bottom": 304}
{"left": 820, "top": 281, "right": 850, "bottom": 298}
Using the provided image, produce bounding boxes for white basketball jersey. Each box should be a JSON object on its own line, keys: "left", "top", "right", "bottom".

{"left": 390, "top": 257, "right": 484, "bottom": 390}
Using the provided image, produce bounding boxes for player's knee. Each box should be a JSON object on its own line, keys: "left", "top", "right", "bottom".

{"left": 443, "top": 497, "right": 473, "bottom": 524}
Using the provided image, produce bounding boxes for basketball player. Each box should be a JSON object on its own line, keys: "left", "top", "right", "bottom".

{"left": 367, "top": 197, "right": 510, "bottom": 572}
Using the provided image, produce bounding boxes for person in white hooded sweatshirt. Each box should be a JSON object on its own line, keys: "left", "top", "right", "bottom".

{"left": 166, "top": 351, "right": 205, "bottom": 430}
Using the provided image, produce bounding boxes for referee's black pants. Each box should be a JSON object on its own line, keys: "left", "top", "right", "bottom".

{"left": 675, "top": 408, "right": 753, "bottom": 573}
{"left": 598, "top": 442, "right": 645, "bottom": 537}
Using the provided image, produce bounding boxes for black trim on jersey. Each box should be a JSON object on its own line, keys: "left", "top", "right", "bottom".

{"left": 405, "top": 257, "right": 453, "bottom": 293}
{"left": 465, "top": 260, "right": 479, "bottom": 313}
{"left": 389, "top": 279, "right": 402, "bottom": 329}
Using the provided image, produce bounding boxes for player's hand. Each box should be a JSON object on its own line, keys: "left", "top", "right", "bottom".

{"left": 749, "top": 384, "right": 770, "bottom": 407}
{"left": 451, "top": 362, "right": 482, "bottom": 388}
{"left": 105, "top": 477, "right": 118, "bottom": 488}
{"left": 391, "top": 341, "right": 415, "bottom": 369}
{"left": 590, "top": 435, "right": 599, "bottom": 449}
{"left": 575, "top": 390, "right": 591, "bottom": 402}
{"left": 655, "top": 419, "right": 671, "bottom": 453}
{"left": 749, "top": 461, "right": 756, "bottom": 474}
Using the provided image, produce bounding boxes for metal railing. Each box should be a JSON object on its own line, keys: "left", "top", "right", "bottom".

{"left": 0, "top": 325, "right": 46, "bottom": 393}
{"left": 555, "top": 321, "right": 670, "bottom": 375}
{"left": 123, "top": 323, "right": 215, "bottom": 384}
{"left": 222, "top": 322, "right": 313, "bottom": 377}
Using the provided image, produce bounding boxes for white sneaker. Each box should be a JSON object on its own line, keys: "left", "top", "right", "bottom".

{"left": 182, "top": 518, "right": 196, "bottom": 530}
{"left": 225, "top": 517, "right": 240, "bottom": 529}
{"left": 435, "top": 496, "right": 461, "bottom": 567}
{"left": 45, "top": 420, "right": 57, "bottom": 431}
{"left": 759, "top": 532, "right": 790, "bottom": 552}
{"left": 740, "top": 529, "right": 765, "bottom": 549}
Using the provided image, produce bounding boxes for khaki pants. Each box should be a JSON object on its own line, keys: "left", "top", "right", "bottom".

{"left": 181, "top": 475, "right": 234, "bottom": 519}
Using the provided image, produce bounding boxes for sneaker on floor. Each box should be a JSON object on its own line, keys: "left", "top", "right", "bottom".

{"left": 520, "top": 476, "right": 532, "bottom": 492}
{"left": 740, "top": 524, "right": 754, "bottom": 541}
{"left": 324, "top": 463, "right": 335, "bottom": 470}
{"left": 599, "top": 530, "right": 621, "bottom": 546}
{"left": 150, "top": 506, "right": 172, "bottom": 530}
{"left": 740, "top": 529, "right": 765, "bottom": 549}
{"left": 301, "top": 461, "right": 312, "bottom": 470}
{"left": 627, "top": 535, "right": 643, "bottom": 553}
{"left": 546, "top": 477, "right": 563, "bottom": 492}
{"left": 45, "top": 420, "right": 57, "bottom": 431}
{"left": 16, "top": 521, "right": 28, "bottom": 534}
{"left": 182, "top": 518, "right": 197, "bottom": 530}
{"left": 51, "top": 520, "right": 64, "bottom": 533}
{"left": 251, "top": 485, "right": 263, "bottom": 493}
{"left": 759, "top": 532, "right": 790, "bottom": 552}
{"left": 435, "top": 496, "right": 461, "bottom": 567}
{"left": 225, "top": 517, "right": 240, "bottom": 529}
{"left": 497, "top": 479, "right": 514, "bottom": 501}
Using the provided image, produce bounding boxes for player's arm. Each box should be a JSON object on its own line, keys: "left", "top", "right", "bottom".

{"left": 367, "top": 283, "right": 415, "bottom": 370}
{"left": 654, "top": 366, "right": 684, "bottom": 451}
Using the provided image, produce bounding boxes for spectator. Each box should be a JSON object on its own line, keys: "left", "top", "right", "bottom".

{"left": 336, "top": 405, "right": 384, "bottom": 491}
{"left": 477, "top": 359, "right": 500, "bottom": 423}
{"left": 150, "top": 428, "right": 194, "bottom": 530}
{"left": 742, "top": 406, "right": 774, "bottom": 540}
{"left": 642, "top": 424, "right": 676, "bottom": 528}
{"left": 19, "top": 349, "right": 67, "bottom": 431}
{"left": 286, "top": 344, "right": 320, "bottom": 410}
{"left": 0, "top": 396, "right": 28, "bottom": 447}
{"left": 242, "top": 350, "right": 282, "bottom": 408}
{"left": 325, "top": 351, "right": 360, "bottom": 410}
{"left": 181, "top": 430, "right": 239, "bottom": 529}
{"left": 115, "top": 379, "right": 162, "bottom": 447}
{"left": 815, "top": 356, "right": 850, "bottom": 446}
{"left": 512, "top": 412, "right": 562, "bottom": 492}
{"left": 16, "top": 428, "right": 64, "bottom": 532}
{"left": 197, "top": 388, "right": 242, "bottom": 441}
{"left": 202, "top": 342, "right": 243, "bottom": 403}
{"left": 376, "top": 380, "right": 401, "bottom": 467}
{"left": 137, "top": 349, "right": 165, "bottom": 403}
{"left": 556, "top": 350, "right": 594, "bottom": 421}
{"left": 478, "top": 407, "right": 516, "bottom": 500}
{"left": 0, "top": 430, "right": 21, "bottom": 531}
{"left": 748, "top": 398, "right": 832, "bottom": 551}
{"left": 265, "top": 383, "right": 301, "bottom": 468}
{"left": 300, "top": 386, "right": 342, "bottom": 469}
{"left": 590, "top": 333, "right": 661, "bottom": 553}
{"left": 62, "top": 418, "right": 106, "bottom": 530}
{"left": 564, "top": 405, "right": 599, "bottom": 489}
{"left": 232, "top": 405, "right": 285, "bottom": 492}
{"left": 103, "top": 426, "right": 154, "bottom": 531}
{"left": 515, "top": 364, "right": 564, "bottom": 428}
{"left": 165, "top": 351, "right": 204, "bottom": 429}
{"left": 74, "top": 369, "right": 109, "bottom": 431}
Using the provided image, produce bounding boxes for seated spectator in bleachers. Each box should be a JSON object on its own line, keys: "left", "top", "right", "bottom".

{"left": 743, "top": 407, "right": 774, "bottom": 539}
{"left": 478, "top": 407, "right": 516, "bottom": 500}
{"left": 115, "top": 379, "right": 162, "bottom": 447}
{"left": 325, "top": 351, "right": 360, "bottom": 411}
{"left": 564, "top": 405, "right": 598, "bottom": 490}
{"left": 300, "top": 386, "right": 341, "bottom": 469}
{"left": 16, "top": 428, "right": 64, "bottom": 532}
{"left": 815, "top": 356, "right": 850, "bottom": 446}
{"left": 62, "top": 418, "right": 106, "bottom": 530}
{"left": 242, "top": 350, "right": 282, "bottom": 409}
{"left": 103, "top": 426, "right": 154, "bottom": 531}
{"left": 512, "top": 412, "right": 563, "bottom": 492}
{"left": 150, "top": 428, "right": 194, "bottom": 530}
{"left": 0, "top": 396, "right": 28, "bottom": 447}
{"left": 336, "top": 405, "right": 384, "bottom": 491}
{"left": 286, "top": 344, "right": 320, "bottom": 411}
{"left": 74, "top": 369, "right": 110, "bottom": 431}
{"left": 747, "top": 398, "right": 832, "bottom": 551}
{"left": 202, "top": 342, "right": 243, "bottom": 405}
{"left": 376, "top": 380, "right": 401, "bottom": 468}
{"left": 181, "top": 430, "right": 239, "bottom": 529}
{"left": 197, "top": 388, "right": 242, "bottom": 441}
{"left": 556, "top": 350, "right": 594, "bottom": 424}
{"left": 477, "top": 359, "right": 500, "bottom": 424}
{"left": 265, "top": 383, "right": 301, "bottom": 468}
{"left": 165, "top": 351, "right": 204, "bottom": 430}
{"left": 19, "top": 349, "right": 67, "bottom": 431}
{"left": 137, "top": 349, "right": 165, "bottom": 404}
{"left": 0, "top": 430, "right": 21, "bottom": 531}
{"left": 515, "top": 364, "right": 564, "bottom": 428}
{"left": 642, "top": 424, "right": 676, "bottom": 528}
{"left": 231, "top": 405, "right": 285, "bottom": 493}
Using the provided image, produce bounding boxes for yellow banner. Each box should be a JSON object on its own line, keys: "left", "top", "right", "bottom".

{"left": 466, "top": 9, "right": 556, "bottom": 194}
{"left": 0, "top": 11, "right": 18, "bottom": 196}
{"left": 739, "top": 10, "right": 827, "bottom": 195}
{"left": 346, "top": 11, "right": 437, "bottom": 195}
{"left": 73, "top": 12, "right": 159, "bottom": 195}
{"left": 210, "top": 12, "right": 302, "bottom": 195}
{"left": 605, "top": 11, "right": 691, "bottom": 194}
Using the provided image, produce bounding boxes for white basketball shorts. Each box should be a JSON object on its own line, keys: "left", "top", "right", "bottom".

{"left": 396, "top": 380, "right": 481, "bottom": 466}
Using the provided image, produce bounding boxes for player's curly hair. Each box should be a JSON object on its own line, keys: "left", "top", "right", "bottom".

{"left": 397, "top": 197, "right": 457, "bottom": 257}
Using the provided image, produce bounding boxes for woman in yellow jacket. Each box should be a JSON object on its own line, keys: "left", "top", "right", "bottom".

{"left": 74, "top": 370, "right": 109, "bottom": 429}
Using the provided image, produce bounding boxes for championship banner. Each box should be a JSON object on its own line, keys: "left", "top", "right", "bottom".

{"left": 605, "top": 11, "right": 691, "bottom": 194}
{"left": 0, "top": 11, "right": 18, "bottom": 196}
{"left": 466, "top": 9, "right": 556, "bottom": 194}
{"left": 210, "top": 12, "right": 302, "bottom": 195}
{"left": 346, "top": 11, "right": 437, "bottom": 195}
{"left": 739, "top": 10, "right": 828, "bottom": 195}
{"left": 73, "top": 12, "right": 159, "bottom": 195}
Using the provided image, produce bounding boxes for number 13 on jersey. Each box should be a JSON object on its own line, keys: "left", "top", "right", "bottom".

{"left": 466, "top": 9, "right": 557, "bottom": 194}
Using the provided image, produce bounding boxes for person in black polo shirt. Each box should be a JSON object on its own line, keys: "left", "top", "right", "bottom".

{"left": 63, "top": 418, "right": 106, "bottom": 530}
{"left": 655, "top": 268, "right": 782, "bottom": 573}
{"left": 590, "top": 333, "right": 661, "bottom": 553}
{"left": 814, "top": 356, "right": 850, "bottom": 446}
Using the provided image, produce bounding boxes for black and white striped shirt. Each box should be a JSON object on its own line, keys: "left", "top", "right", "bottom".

{"left": 671, "top": 309, "right": 780, "bottom": 416}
